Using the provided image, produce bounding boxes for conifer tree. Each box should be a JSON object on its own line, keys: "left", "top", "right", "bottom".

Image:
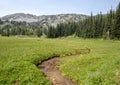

{"left": 114, "top": 3, "right": 120, "bottom": 39}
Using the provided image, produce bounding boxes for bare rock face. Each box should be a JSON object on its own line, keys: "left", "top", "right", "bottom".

{"left": 1, "top": 13, "right": 88, "bottom": 26}
{"left": 1, "top": 13, "right": 39, "bottom": 22}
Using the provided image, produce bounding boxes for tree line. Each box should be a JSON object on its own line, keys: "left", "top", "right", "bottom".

{"left": 47, "top": 22, "right": 77, "bottom": 38}
{"left": 0, "top": 20, "right": 45, "bottom": 37}
{"left": 0, "top": 3, "right": 120, "bottom": 39}
{"left": 47, "top": 3, "right": 120, "bottom": 39}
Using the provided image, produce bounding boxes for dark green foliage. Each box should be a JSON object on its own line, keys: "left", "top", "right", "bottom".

{"left": 47, "top": 22, "right": 77, "bottom": 38}
{"left": 46, "top": 5, "right": 119, "bottom": 39}
{"left": 0, "top": 2, "right": 120, "bottom": 39}
{"left": 0, "top": 21, "right": 39, "bottom": 36}
{"left": 46, "top": 2, "right": 120, "bottom": 39}
{"left": 114, "top": 3, "right": 120, "bottom": 39}
{"left": 47, "top": 26, "right": 57, "bottom": 38}
{"left": 76, "top": 12, "right": 104, "bottom": 38}
{"left": 1, "top": 24, "right": 12, "bottom": 36}
{"left": 37, "top": 28, "right": 42, "bottom": 37}
{"left": 103, "top": 9, "right": 116, "bottom": 39}
{"left": 76, "top": 3, "right": 120, "bottom": 39}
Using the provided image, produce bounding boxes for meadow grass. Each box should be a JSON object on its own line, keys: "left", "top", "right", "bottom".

{"left": 0, "top": 36, "right": 120, "bottom": 85}
{"left": 58, "top": 38, "right": 120, "bottom": 85}
{"left": 0, "top": 36, "right": 83, "bottom": 85}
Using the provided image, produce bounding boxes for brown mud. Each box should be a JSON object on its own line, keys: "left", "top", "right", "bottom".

{"left": 38, "top": 56, "right": 78, "bottom": 85}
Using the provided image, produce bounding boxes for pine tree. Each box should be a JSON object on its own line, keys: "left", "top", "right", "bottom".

{"left": 37, "top": 28, "right": 42, "bottom": 37}
{"left": 114, "top": 3, "right": 120, "bottom": 39}
{"left": 1, "top": 24, "right": 11, "bottom": 36}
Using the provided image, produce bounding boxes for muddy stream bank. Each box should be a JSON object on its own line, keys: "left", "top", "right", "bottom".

{"left": 37, "top": 56, "right": 78, "bottom": 85}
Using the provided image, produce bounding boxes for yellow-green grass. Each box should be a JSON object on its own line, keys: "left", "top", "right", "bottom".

{"left": 58, "top": 38, "right": 120, "bottom": 85}
{"left": 0, "top": 36, "right": 120, "bottom": 85}
{"left": 0, "top": 36, "right": 83, "bottom": 85}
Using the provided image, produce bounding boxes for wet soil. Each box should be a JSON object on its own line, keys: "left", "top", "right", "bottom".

{"left": 38, "top": 57, "right": 77, "bottom": 85}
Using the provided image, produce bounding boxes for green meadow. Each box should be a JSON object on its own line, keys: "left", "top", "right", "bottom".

{"left": 0, "top": 36, "right": 120, "bottom": 85}
{"left": 59, "top": 38, "right": 120, "bottom": 85}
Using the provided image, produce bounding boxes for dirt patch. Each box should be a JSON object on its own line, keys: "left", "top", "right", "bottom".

{"left": 38, "top": 57, "right": 77, "bottom": 85}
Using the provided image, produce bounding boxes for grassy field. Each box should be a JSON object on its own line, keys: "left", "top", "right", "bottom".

{"left": 58, "top": 38, "right": 120, "bottom": 85}
{"left": 0, "top": 36, "right": 120, "bottom": 85}
{"left": 0, "top": 36, "right": 83, "bottom": 85}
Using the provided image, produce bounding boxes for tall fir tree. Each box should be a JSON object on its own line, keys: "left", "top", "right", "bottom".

{"left": 114, "top": 3, "right": 120, "bottom": 39}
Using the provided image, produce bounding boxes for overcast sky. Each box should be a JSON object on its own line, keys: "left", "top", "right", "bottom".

{"left": 0, "top": 0, "right": 120, "bottom": 17}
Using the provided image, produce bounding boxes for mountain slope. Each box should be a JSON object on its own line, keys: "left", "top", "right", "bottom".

{"left": 1, "top": 13, "right": 88, "bottom": 26}
{"left": 1, "top": 13, "right": 38, "bottom": 22}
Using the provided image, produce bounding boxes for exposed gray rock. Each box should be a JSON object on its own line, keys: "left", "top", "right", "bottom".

{"left": 1, "top": 13, "right": 88, "bottom": 26}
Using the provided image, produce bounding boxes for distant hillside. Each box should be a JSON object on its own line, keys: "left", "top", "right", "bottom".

{"left": 1, "top": 13, "right": 88, "bottom": 26}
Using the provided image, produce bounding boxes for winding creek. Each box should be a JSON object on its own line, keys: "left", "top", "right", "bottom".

{"left": 37, "top": 56, "right": 78, "bottom": 85}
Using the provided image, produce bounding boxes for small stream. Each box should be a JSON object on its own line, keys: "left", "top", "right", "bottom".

{"left": 37, "top": 56, "right": 78, "bottom": 85}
